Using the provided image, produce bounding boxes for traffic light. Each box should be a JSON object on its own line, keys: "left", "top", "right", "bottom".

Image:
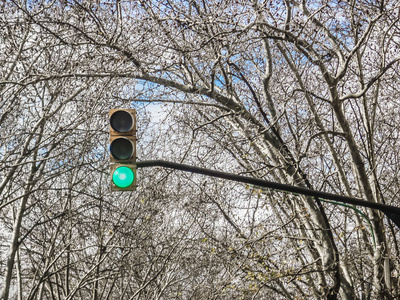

{"left": 109, "top": 109, "right": 136, "bottom": 191}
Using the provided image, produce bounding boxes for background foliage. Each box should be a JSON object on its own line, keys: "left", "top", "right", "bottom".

{"left": 1, "top": 0, "right": 400, "bottom": 299}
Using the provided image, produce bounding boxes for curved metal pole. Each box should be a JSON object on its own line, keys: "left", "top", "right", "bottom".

{"left": 135, "top": 160, "right": 400, "bottom": 229}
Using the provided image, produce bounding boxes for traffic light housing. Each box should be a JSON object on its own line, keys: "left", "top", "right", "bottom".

{"left": 109, "top": 109, "right": 136, "bottom": 191}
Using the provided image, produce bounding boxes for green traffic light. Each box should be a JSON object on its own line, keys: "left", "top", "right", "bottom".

{"left": 112, "top": 166, "right": 134, "bottom": 188}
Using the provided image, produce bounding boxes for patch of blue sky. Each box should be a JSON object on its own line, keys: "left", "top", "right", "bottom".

{"left": 0, "top": 145, "right": 5, "bottom": 162}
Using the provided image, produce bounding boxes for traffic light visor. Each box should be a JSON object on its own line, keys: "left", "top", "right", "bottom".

{"left": 110, "top": 137, "right": 134, "bottom": 160}
{"left": 110, "top": 110, "right": 134, "bottom": 133}
{"left": 112, "top": 166, "right": 135, "bottom": 188}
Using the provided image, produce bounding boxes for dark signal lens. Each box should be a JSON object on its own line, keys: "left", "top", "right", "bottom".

{"left": 110, "top": 138, "right": 134, "bottom": 160}
{"left": 110, "top": 110, "right": 134, "bottom": 133}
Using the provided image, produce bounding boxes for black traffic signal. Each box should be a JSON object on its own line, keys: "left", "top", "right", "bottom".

{"left": 109, "top": 109, "right": 136, "bottom": 191}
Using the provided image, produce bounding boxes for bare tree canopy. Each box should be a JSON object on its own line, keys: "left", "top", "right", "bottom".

{"left": 1, "top": 0, "right": 400, "bottom": 299}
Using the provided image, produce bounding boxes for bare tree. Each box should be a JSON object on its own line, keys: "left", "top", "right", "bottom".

{"left": 1, "top": 0, "right": 400, "bottom": 299}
